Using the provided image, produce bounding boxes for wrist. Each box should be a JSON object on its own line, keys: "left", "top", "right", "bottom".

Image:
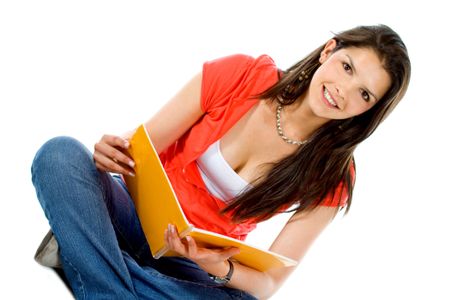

{"left": 208, "top": 259, "right": 234, "bottom": 285}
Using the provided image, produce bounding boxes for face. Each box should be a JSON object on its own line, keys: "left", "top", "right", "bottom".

{"left": 306, "top": 39, "right": 392, "bottom": 121}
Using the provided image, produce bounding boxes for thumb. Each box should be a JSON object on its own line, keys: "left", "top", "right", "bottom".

{"left": 221, "top": 247, "right": 240, "bottom": 259}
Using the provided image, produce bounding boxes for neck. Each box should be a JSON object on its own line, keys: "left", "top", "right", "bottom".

{"left": 277, "top": 94, "right": 330, "bottom": 141}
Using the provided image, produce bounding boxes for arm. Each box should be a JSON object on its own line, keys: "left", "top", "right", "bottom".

{"left": 143, "top": 72, "right": 204, "bottom": 154}
{"left": 93, "top": 72, "right": 204, "bottom": 174}
{"left": 228, "top": 207, "right": 337, "bottom": 298}
{"left": 166, "top": 206, "right": 338, "bottom": 299}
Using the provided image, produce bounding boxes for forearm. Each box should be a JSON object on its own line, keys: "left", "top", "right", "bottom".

{"left": 164, "top": 224, "right": 286, "bottom": 298}
{"left": 198, "top": 260, "right": 279, "bottom": 299}
{"left": 230, "top": 262, "right": 278, "bottom": 299}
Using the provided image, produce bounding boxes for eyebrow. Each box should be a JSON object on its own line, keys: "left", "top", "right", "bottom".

{"left": 345, "top": 54, "right": 379, "bottom": 101}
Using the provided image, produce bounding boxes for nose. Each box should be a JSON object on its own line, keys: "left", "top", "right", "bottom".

{"left": 335, "top": 86, "right": 340, "bottom": 96}
{"left": 335, "top": 85, "right": 344, "bottom": 101}
{"left": 334, "top": 84, "right": 349, "bottom": 109}
{"left": 338, "top": 77, "right": 361, "bottom": 105}
{"left": 335, "top": 76, "right": 356, "bottom": 101}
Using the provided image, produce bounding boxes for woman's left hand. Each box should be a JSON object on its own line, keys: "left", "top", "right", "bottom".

{"left": 164, "top": 224, "right": 240, "bottom": 269}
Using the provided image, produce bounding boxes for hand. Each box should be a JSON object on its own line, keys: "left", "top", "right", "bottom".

{"left": 93, "top": 134, "right": 135, "bottom": 176}
{"left": 164, "top": 224, "right": 240, "bottom": 272}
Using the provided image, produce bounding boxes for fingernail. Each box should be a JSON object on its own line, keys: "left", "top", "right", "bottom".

{"left": 129, "top": 160, "right": 135, "bottom": 168}
{"left": 124, "top": 141, "right": 130, "bottom": 148}
{"left": 129, "top": 171, "right": 135, "bottom": 177}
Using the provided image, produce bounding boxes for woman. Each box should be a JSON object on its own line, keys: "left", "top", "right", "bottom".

{"left": 32, "top": 24, "right": 411, "bottom": 299}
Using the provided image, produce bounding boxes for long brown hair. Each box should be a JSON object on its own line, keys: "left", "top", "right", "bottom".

{"left": 223, "top": 24, "right": 411, "bottom": 222}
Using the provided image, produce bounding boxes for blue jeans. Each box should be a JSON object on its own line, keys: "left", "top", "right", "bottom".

{"left": 31, "top": 136, "right": 257, "bottom": 300}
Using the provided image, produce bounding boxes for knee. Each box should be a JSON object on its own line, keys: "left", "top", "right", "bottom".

{"left": 31, "top": 136, "right": 93, "bottom": 183}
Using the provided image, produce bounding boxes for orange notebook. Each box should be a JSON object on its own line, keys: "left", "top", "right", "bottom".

{"left": 123, "top": 124, "right": 297, "bottom": 272}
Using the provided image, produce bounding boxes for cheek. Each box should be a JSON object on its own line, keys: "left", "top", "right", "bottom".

{"left": 313, "top": 63, "right": 333, "bottom": 80}
{"left": 310, "top": 63, "right": 341, "bottom": 91}
{"left": 347, "top": 100, "right": 373, "bottom": 117}
{"left": 309, "top": 68, "right": 328, "bottom": 91}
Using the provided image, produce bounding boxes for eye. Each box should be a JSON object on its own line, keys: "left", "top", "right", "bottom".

{"left": 361, "top": 90, "right": 370, "bottom": 102}
{"left": 343, "top": 62, "right": 352, "bottom": 73}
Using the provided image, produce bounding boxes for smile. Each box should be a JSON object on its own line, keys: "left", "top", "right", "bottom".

{"left": 323, "top": 86, "right": 338, "bottom": 108}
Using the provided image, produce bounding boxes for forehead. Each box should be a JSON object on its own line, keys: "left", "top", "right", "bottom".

{"left": 336, "top": 47, "right": 392, "bottom": 98}
{"left": 338, "top": 46, "right": 383, "bottom": 68}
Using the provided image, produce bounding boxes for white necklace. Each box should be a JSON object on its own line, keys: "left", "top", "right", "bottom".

{"left": 276, "top": 105, "right": 308, "bottom": 146}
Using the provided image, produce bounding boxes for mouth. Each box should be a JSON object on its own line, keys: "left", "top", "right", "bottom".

{"left": 322, "top": 86, "right": 339, "bottom": 109}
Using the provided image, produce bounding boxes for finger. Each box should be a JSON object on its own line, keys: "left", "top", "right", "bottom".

{"left": 164, "top": 228, "right": 170, "bottom": 248}
{"left": 93, "top": 152, "right": 112, "bottom": 171}
{"left": 217, "top": 247, "right": 240, "bottom": 261}
{"left": 164, "top": 227, "right": 175, "bottom": 251}
{"left": 93, "top": 151, "right": 135, "bottom": 176}
{"left": 164, "top": 227, "right": 178, "bottom": 251}
{"left": 94, "top": 141, "right": 134, "bottom": 169}
{"left": 94, "top": 142, "right": 135, "bottom": 169}
{"left": 168, "top": 224, "right": 188, "bottom": 255}
{"left": 93, "top": 158, "right": 110, "bottom": 173}
{"left": 186, "top": 236, "right": 198, "bottom": 258}
{"left": 100, "top": 134, "right": 130, "bottom": 149}
{"left": 95, "top": 135, "right": 134, "bottom": 167}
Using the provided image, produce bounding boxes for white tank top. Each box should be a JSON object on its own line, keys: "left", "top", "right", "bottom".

{"left": 196, "top": 139, "right": 253, "bottom": 204}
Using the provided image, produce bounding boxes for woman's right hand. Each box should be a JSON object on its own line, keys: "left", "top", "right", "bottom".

{"left": 93, "top": 134, "right": 135, "bottom": 176}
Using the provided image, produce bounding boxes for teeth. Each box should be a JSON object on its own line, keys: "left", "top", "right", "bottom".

{"left": 324, "top": 87, "right": 337, "bottom": 107}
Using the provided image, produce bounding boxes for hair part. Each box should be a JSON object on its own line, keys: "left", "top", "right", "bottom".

{"left": 223, "top": 24, "right": 411, "bottom": 222}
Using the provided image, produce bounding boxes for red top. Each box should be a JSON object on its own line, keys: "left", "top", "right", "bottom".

{"left": 159, "top": 54, "right": 351, "bottom": 240}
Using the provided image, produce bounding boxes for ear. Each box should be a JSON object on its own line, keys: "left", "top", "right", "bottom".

{"left": 319, "top": 39, "right": 338, "bottom": 63}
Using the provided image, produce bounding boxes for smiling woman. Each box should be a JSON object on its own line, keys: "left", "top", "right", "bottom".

{"left": 226, "top": 24, "right": 411, "bottom": 222}
{"left": 311, "top": 41, "right": 391, "bottom": 116}
{"left": 31, "top": 24, "right": 411, "bottom": 299}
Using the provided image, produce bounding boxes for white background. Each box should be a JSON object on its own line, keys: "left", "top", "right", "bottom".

{"left": 1, "top": 1, "right": 449, "bottom": 299}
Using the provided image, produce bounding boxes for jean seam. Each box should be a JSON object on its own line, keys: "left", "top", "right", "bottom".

{"left": 151, "top": 268, "right": 219, "bottom": 288}
{"left": 148, "top": 267, "right": 248, "bottom": 299}
{"left": 40, "top": 196, "right": 86, "bottom": 299}
{"left": 109, "top": 175, "right": 149, "bottom": 263}
{"left": 110, "top": 215, "right": 149, "bottom": 263}
{"left": 60, "top": 251, "right": 86, "bottom": 299}
{"left": 102, "top": 175, "right": 148, "bottom": 262}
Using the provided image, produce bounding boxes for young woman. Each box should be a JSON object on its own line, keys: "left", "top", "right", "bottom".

{"left": 32, "top": 24, "right": 411, "bottom": 299}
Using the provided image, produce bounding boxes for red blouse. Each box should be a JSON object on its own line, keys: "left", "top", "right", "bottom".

{"left": 158, "top": 54, "right": 351, "bottom": 241}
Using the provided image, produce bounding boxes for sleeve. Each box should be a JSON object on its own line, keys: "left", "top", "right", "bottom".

{"left": 320, "top": 159, "right": 356, "bottom": 208}
{"left": 200, "top": 54, "right": 278, "bottom": 114}
{"left": 201, "top": 54, "right": 256, "bottom": 113}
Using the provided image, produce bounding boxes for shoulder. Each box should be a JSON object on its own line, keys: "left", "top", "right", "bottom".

{"left": 201, "top": 54, "right": 279, "bottom": 112}
{"left": 204, "top": 53, "right": 255, "bottom": 67}
{"left": 202, "top": 53, "right": 276, "bottom": 80}
{"left": 204, "top": 53, "right": 275, "bottom": 67}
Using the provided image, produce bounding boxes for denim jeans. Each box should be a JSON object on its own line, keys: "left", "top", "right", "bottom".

{"left": 31, "top": 136, "right": 257, "bottom": 300}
